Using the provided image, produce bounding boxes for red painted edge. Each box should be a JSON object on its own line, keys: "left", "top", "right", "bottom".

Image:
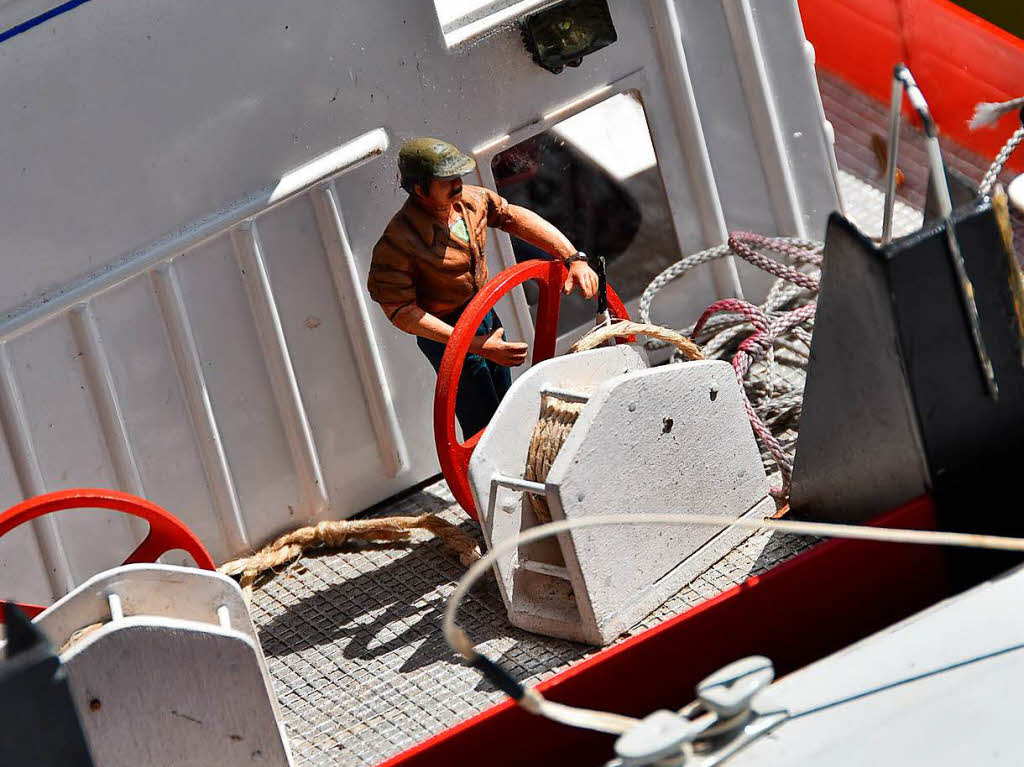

{"left": 799, "top": 0, "right": 1024, "bottom": 173}
{"left": 378, "top": 495, "right": 948, "bottom": 766}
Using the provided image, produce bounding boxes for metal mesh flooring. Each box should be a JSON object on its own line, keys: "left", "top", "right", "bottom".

{"left": 249, "top": 71, "right": 1022, "bottom": 766}
{"left": 249, "top": 480, "right": 815, "bottom": 766}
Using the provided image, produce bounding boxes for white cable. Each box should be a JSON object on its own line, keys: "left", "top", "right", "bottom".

{"left": 444, "top": 511, "right": 1024, "bottom": 737}
{"left": 444, "top": 511, "right": 1024, "bottom": 657}
{"left": 532, "top": 697, "right": 640, "bottom": 735}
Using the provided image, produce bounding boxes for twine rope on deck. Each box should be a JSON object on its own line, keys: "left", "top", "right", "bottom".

{"left": 218, "top": 514, "right": 481, "bottom": 601}
{"left": 524, "top": 321, "right": 704, "bottom": 524}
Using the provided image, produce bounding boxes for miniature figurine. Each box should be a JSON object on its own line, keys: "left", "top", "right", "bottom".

{"left": 367, "top": 137, "right": 599, "bottom": 437}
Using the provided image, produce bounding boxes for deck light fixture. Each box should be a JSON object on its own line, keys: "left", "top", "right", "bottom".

{"left": 520, "top": 0, "right": 617, "bottom": 74}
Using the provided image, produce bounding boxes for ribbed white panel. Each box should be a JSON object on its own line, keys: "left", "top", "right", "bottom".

{"left": 7, "top": 319, "right": 140, "bottom": 585}
{"left": 0, "top": 0, "right": 836, "bottom": 607}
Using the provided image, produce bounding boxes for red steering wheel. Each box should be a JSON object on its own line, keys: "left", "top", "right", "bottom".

{"left": 0, "top": 488, "right": 216, "bottom": 622}
{"left": 434, "top": 259, "right": 629, "bottom": 518}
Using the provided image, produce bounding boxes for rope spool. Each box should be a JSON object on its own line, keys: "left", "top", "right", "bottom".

{"left": 524, "top": 321, "right": 704, "bottom": 523}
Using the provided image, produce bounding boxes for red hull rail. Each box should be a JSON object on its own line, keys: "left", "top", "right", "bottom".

{"left": 800, "top": 0, "right": 1024, "bottom": 172}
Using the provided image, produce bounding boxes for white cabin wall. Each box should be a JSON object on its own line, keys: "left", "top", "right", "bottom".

{"left": 747, "top": 0, "right": 843, "bottom": 235}
{"left": 0, "top": 0, "right": 838, "bottom": 598}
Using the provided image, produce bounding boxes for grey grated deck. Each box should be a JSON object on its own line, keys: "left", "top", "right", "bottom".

{"left": 250, "top": 479, "right": 815, "bottom": 766}
{"left": 249, "top": 70, "right": 1024, "bottom": 766}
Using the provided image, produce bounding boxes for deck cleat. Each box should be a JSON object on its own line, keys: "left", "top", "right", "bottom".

{"left": 613, "top": 710, "right": 699, "bottom": 766}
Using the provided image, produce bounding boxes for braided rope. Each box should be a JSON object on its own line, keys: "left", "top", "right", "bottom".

{"left": 691, "top": 299, "right": 814, "bottom": 498}
{"left": 640, "top": 234, "right": 822, "bottom": 502}
{"left": 639, "top": 244, "right": 733, "bottom": 325}
{"left": 640, "top": 236, "right": 821, "bottom": 349}
{"left": 570, "top": 320, "right": 704, "bottom": 359}
{"left": 980, "top": 126, "right": 1024, "bottom": 197}
{"left": 727, "top": 233, "right": 821, "bottom": 291}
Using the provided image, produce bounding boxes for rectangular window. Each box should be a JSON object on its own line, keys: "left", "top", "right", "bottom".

{"left": 492, "top": 91, "right": 676, "bottom": 336}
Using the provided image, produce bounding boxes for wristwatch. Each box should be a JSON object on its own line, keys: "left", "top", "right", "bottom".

{"left": 563, "top": 251, "right": 588, "bottom": 267}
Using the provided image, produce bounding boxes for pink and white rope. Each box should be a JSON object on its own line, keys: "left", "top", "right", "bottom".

{"left": 694, "top": 300, "right": 815, "bottom": 498}
{"left": 641, "top": 230, "right": 822, "bottom": 502}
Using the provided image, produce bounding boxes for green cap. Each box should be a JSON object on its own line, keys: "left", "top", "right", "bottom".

{"left": 398, "top": 137, "right": 476, "bottom": 186}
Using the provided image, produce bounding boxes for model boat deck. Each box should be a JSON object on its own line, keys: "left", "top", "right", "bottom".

{"left": 244, "top": 71, "right": 1024, "bottom": 766}
{"left": 249, "top": 478, "right": 814, "bottom": 765}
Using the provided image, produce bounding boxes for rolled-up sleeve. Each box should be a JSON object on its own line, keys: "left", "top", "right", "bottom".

{"left": 482, "top": 187, "right": 514, "bottom": 230}
{"left": 367, "top": 235, "right": 416, "bottom": 311}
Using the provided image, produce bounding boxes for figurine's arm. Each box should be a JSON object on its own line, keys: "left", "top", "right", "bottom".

{"left": 381, "top": 303, "right": 528, "bottom": 367}
{"left": 501, "top": 205, "right": 599, "bottom": 299}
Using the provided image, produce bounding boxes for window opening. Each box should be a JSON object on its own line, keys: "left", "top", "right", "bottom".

{"left": 491, "top": 91, "right": 676, "bottom": 335}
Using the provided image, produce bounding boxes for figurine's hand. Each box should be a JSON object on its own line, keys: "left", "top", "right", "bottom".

{"left": 564, "top": 262, "right": 599, "bottom": 300}
{"left": 474, "top": 328, "right": 529, "bottom": 367}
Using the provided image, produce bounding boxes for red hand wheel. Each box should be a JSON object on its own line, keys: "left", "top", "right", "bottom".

{"left": 0, "top": 488, "right": 215, "bottom": 622}
{"left": 434, "top": 259, "right": 629, "bottom": 518}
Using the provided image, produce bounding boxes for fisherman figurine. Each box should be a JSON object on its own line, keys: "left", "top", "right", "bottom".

{"left": 367, "top": 137, "right": 599, "bottom": 438}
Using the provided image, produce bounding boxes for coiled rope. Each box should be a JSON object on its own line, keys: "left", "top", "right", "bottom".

{"left": 640, "top": 232, "right": 823, "bottom": 501}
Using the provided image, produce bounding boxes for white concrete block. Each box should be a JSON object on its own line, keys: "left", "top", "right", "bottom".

{"left": 470, "top": 349, "right": 772, "bottom": 645}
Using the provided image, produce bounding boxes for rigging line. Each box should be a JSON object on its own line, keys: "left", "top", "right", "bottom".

{"left": 444, "top": 511, "right": 1024, "bottom": 737}
{"left": 788, "top": 641, "right": 1024, "bottom": 719}
{"left": 0, "top": 0, "right": 95, "bottom": 45}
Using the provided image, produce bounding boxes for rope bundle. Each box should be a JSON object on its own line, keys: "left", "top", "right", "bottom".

{"left": 524, "top": 321, "right": 705, "bottom": 523}
{"left": 693, "top": 298, "right": 816, "bottom": 498}
{"left": 640, "top": 232, "right": 823, "bottom": 501}
{"left": 524, "top": 397, "right": 585, "bottom": 523}
{"left": 218, "top": 514, "right": 481, "bottom": 601}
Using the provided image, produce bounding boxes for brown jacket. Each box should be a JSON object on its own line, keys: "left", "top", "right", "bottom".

{"left": 367, "top": 185, "right": 514, "bottom": 318}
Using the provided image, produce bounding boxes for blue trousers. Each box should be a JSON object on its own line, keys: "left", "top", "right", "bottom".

{"left": 417, "top": 308, "right": 512, "bottom": 439}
